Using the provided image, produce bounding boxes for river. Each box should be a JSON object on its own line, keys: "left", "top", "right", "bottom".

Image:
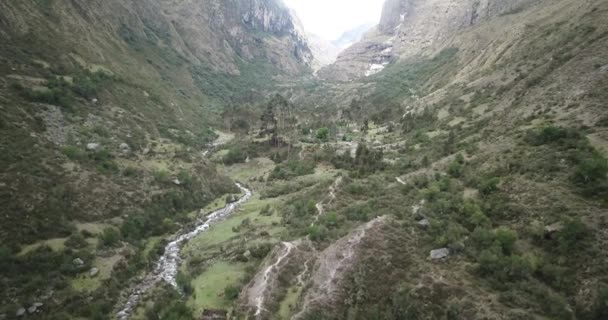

{"left": 116, "top": 183, "right": 252, "bottom": 320}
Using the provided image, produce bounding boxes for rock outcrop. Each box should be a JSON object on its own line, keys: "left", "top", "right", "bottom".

{"left": 319, "top": 0, "right": 538, "bottom": 81}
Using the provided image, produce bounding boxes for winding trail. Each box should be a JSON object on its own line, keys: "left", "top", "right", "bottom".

{"left": 311, "top": 176, "right": 342, "bottom": 226}
{"left": 116, "top": 184, "right": 252, "bottom": 320}
{"left": 248, "top": 242, "right": 295, "bottom": 317}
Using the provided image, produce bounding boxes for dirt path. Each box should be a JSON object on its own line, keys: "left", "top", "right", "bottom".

{"left": 294, "top": 216, "right": 387, "bottom": 319}
{"left": 247, "top": 241, "right": 295, "bottom": 318}
{"left": 396, "top": 177, "right": 406, "bottom": 185}
{"left": 311, "top": 176, "right": 343, "bottom": 226}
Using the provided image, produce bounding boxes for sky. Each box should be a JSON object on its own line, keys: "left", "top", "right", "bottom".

{"left": 283, "top": 0, "right": 385, "bottom": 41}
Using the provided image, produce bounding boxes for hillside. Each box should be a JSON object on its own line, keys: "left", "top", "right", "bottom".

{"left": 0, "top": 0, "right": 312, "bottom": 318}
{"left": 1, "top": 0, "right": 608, "bottom": 319}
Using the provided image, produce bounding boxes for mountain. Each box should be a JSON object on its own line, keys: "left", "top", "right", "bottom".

{"left": 332, "top": 22, "right": 376, "bottom": 49}
{"left": 2, "top": 0, "right": 608, "bottom": 319}
{"left": 0, "top": 0, "right": 312, "bottom": 316}
{"left": 319, "top": 0, "right": 542, "bottom": 81}
{"left": 306, "top": 33, "right": 342, "bottom": 70}
{"left": 276, "top": 0, "right": 608, "bottom": 318}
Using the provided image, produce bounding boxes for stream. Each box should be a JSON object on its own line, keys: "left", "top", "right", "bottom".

{"left": 116, "top": 183, "right": 252, "bottom": 320}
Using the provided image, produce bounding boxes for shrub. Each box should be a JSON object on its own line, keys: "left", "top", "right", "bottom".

{"left": 316, "top": 128, "right": 329, "bottom": 142}
{"left": 572, "top": 153, "right": 608, "bottom": 197}
{"left": 308, "top": 225, "right": 328, "bottom": 242}
{"left": 268, "top": 160, "right": 315, "bottom": 180}
{"left": 90, "top": 149, "right": 119, "bottom": 174}
{"left": 121, "top": 214, "right": 147, "bottom": 241}
{"left": 322, "top": 212, "right": 340, "bottom": 229}
{"left": 223, "top": 147, "right": 248, "bottom": 165}
{"left": 448, "top": 160, "right": 463, "bottom": 178}
{"left": 594, "top": 287, "right": 608, "bottom": 319}
{"left": 495, "top": 227, "right": 518, "bottom": 255}
{"left": 62, "top": 146, "right": 85, "bottom": 160}
{"left": 99, "top": 227, "right": 121, "bottom": 248}
{"left": 176, "top": 272, "right": 193, "bottom": 295}
{"left": 479, "top": 177, "right": 500, "bottom": 195}
{"left": 153, "top": 169, "right": 170, "bottom": 183}
{"left": 122, "top": 166, "right": 140, "bottom": 177}
{"left": 224, "top": 285, "right": 240, "bottom": 300}
{"left": 525, "top": 126, "right": 581, "bottom": 146}
{"left": 477, "top": 250, "right": 535, "bottom": 282}
{"left": 65, "top": 233, "right": 88, "bottom": 249}
{"left": 249, "top": 243, "right": 273, "bottom": 259}
{"left": 557, "top": 217, "right": 588, "bottom": 253}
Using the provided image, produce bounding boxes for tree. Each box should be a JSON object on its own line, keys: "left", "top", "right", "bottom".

{"left": 316, "top": 128, "right": 329, "bottom": 142}
{"left": 362, "top": 119, "right": 369, "bottom": 134}
{"left": 260, "top": 104, "right": 277, "bottom": 135}
{"left": 443, "top": 130, "right": 456, "bottom": 155}
{"left": 99, "top": 227, "right": 121, "bottom": 248}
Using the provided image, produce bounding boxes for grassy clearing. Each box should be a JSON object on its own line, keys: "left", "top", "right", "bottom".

{"left": 188, "top": 261, "right": 246, "bottom": 314}
{"left": 71, "top": 254, "right": 122, "bottom": 292}
{"left": 75, "top": 221, "right": 113, "bottom": 235}
{"left": 278, "top": 285, "right": 304, "bottom": 319}
{"left": 183, "top": 194, "right": 283, "bottom": 251}
{"left": 220, "top": 157, "right": 276, "bottom": 183}
{"left": 18, "top": 237, "right": 67, "bottom": 256}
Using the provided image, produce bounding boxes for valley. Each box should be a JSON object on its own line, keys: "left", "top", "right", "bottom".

{"left": 1, "top": 0, "right": 608, "bottom": 319}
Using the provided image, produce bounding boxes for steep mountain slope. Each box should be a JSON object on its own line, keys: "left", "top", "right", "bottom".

{"left": 232, "top": 0, "right": 608, "bottom": 318}
{"left": 0, "top": 0, "right": 313, "bottom": 318}
{"left": 2, "top": 0, "right": 608, "bottom": 319}
{"left": 319, "top": 0, "right": 539, "bottom": 81}
{"left": 332, "top": 23, "right": 376, "bottom": 50}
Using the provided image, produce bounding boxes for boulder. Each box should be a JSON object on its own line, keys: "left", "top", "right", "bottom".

{"left": 173, "top": 179, "right": 181, "bottom": 186}
{"left": 27, "top": 305, "right": 37, "bottom": 314}
{"left": 545, "top": 222, "right": 564, "bottom": 239}
{"left": 90, "top": 267, "right": 100, "bottom": 277}
{"left": 72, "top": 258, "right": 84, "bottom": 266}
{"left": 86, "top": 143, "right": 101, "bottom": 151}
{"left": 430, "top": 248, "right": 450, "bottom": 260}
{"left": 417, "top": 218, "right": 430, "bottom": 229}
{"left": 16, "top": 308, "right": 26, "bottom": 317}
{"left": 119, "top": 143, "right": 130, "bottom": 153}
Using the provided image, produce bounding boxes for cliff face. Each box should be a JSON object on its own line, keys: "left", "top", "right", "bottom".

{"left": 0, "top": 0, "right": 312, "bottom": 77}
{"left": 319, "top": 0, "right": 538, "bottom": 81}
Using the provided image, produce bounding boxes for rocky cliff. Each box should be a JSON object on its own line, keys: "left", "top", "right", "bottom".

{"left": 319, "top": 0, "right": 539, "bottom": 81}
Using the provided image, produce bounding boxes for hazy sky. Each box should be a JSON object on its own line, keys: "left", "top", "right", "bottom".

{"left": 283, "top": 0, "right": 385, "bottom": 41}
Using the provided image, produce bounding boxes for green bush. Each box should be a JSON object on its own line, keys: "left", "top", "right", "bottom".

{"left": 153, "top": 169, "right": 170, "bottom": 183}
{"left": 477, "top": 249, "right": 535, "bottom": 282}
{"left": 316, "top": 128, "right": 329, "bottom": 142}
{"left": 479, "top": 177, "right": 500, "bottom": 195}
{"left": 525, "top": 126, "right": 581, "bottom": 146}
{"left": 268, "top": 160, "right": 315, "bottom": 180}
{"left": 62, "top": 146, "right": 85, "bottom": 160}
{"left": 99, "top": 227, "right": 121, "bottom": 248}
{"left": 224, "top": 285, "right": 240, "bottom": 300}
{"left": 65, "top": 233, "right": 88, "bottom": 249}
{"left": 90, "top": 149, "right": 119, "bottom": 174}
{"left": 495, "top": 227, "right": 518, "bottom": 255}
{"left": 557, "top": 217, "right": 588, "bottom": 253}
{"left": 308, "top": 225, "right": 328, "bottom": 242}
{"left": 594, "top": 287, "right": 608, "bottom": 319}
{"left": 223, "top": 147, "right": 248, "bottom": 165}
{"left": 572, "top": 153, "right": 608, "bottom": 197}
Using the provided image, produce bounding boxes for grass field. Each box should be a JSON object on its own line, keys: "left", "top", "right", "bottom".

{"left": 188, "top": 261, "right": 247, "bottom": 315}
